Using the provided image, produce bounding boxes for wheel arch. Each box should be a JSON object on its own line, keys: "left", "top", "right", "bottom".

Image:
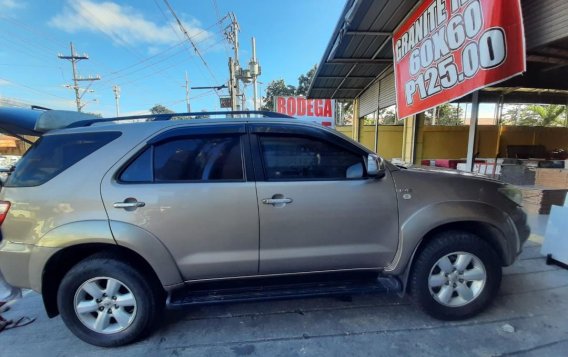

{"left": 41, "top": 243, "right": 166, "bottom": 318}
{"left": 399, "top": 220, "right": 507, "bottom": 294}
{"left": 384, "top": 200, "right": 518, "bottom": 293}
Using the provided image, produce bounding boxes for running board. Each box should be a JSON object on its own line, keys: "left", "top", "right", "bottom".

{"left": 167, "top": 275, "right": 401, "bottom": 309}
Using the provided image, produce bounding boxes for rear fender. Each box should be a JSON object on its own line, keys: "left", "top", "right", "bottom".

{"left": 33, "top": 220, "right": 183, "bottom": 291}
{"left": 31, "top": 220, "right": 115, "bottom": 291}
{"left": 109, "top": 220, "right": 183, "bottom": 286}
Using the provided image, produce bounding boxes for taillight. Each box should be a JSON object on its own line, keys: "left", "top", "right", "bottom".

{"left": 0, "top": 201, "right": 11, "bottom": 225}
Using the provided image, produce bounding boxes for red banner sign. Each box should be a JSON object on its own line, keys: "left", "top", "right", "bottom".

{"left": 274, "top": 96, "right": 335, "bottom": 127}
{"left": 393, "top": 0, "right": 526, "bottom": 119}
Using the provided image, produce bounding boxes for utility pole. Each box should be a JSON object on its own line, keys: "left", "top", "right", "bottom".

{"left": 240, "top": 85, "right": 246, "bottom": 110}
{"left": 184, "top": 71, "right": 191, "bottom": 112}
{"left": 224, "top": 14, "right": 261, "bottom": 112}
{"left": 58, "top": 42, "right": 100, "bottom": 112}
{"left": 249, "top": 37, "right": 261, "bottom": 110}
{"left": 225, "top": 13, "right": 240, "bottom": 110}
{"left": 112, "top": 85, "right": 121, "bottom": 117}
{"left": 228, "top": 57, "right": 237, "bottom": 111}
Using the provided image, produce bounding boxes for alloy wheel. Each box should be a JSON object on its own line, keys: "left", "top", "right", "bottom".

{"left": 428, "top": 251, "right": 487, "bottom": 307}
{"left": 73, "top": 277, "right": 137, "bottom": 334}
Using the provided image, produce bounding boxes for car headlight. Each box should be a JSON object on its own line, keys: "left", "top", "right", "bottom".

{"left": 498, "top": 186, "right": 523, "bottom": 206}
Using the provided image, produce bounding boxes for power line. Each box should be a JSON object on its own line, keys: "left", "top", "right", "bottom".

{"left": 0, "top": 35, "right": 60, "bottom": 64}
{"left": 137, "top": 89, "right": 216, "bottom": 111}
{"left": 95, "top": 19, "right": 229, "bottom": 87}
{"left": 0, "top": 63, "right": 62, "bottom": 68}
{"left": 153, "top": 0, "right": 185, "bottom": 43}
{"left": 115, "top": 58, "right": 191, "bottom": 87}
{"left": 0, "top": 16, "right": 116, "bottom": 74}
{"left": 0, "top": 76, "right": 70, "bottom": 101}
{"left": 0, "top": 16, "right": 67, "bottom": 50}
{"left": 96, "top": 45, "right": 188, "bottom": 86}
{"left": 162, "top": 0, "right": 222, "bottom": 93}
{"left": 74, "top": 1, "right": 180, "bottom": 84}
{"left": 211, "top": 0, "right": 231, "bottom": 56}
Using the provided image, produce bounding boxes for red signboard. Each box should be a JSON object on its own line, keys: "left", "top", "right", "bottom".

{"left": 393, "top": 0, "right": 526, "bottom": 119}
{"left": 274, "top": 96, "right": 335, "bottom": 127}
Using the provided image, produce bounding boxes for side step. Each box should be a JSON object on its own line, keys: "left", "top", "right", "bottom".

{"left": 168, "top": 274, "right": 401, "bottom": 309}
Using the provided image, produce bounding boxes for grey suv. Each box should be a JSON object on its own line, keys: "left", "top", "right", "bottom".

{"left": 0, "top": 108, "right": 529, "bottom": 347}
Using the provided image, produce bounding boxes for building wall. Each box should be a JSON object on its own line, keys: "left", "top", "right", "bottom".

{"left": 0, "top": 135, "right": 34, "bottom": 157}
{"left": 334, "top": 125, "right": 568, "bottom": 160}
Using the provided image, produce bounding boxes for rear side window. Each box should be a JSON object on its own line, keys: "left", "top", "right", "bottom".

{"left": 119, "top": 135, "right": 243, "bottom": 182}
{"left": 6, "top": 132, "right": 121, "bottom": 187}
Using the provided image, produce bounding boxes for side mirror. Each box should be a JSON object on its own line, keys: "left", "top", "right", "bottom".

{"left": 366, "top": 154, "right": 386, "bottom": 179}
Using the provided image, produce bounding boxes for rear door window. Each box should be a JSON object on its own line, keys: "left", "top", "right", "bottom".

{"left": 6, "top": 132, "right": 121, "bottom": 187}
{"left": 258, "top": 135, "right": 365, "bottom": 180}
{"left": 119, "top": 135, "right": 244, "bottom": 182}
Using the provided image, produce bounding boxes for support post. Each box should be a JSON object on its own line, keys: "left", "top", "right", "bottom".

{"left": 374, "top": 79, "right": 381, "bottom": 153}
{"left": 465, "top": 91, "right": 480, "bottom": 172}
{"left": 402, "top": 114, "right": 423, "bottom": 164}
{"left": 352, "top": 98, "right": 359, "bottom": 141}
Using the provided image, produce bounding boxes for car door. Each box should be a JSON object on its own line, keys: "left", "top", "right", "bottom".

{"left": 101, "top": 124, "right": 259, "bottom": 280}
{"left": 250, "top": 123, "right": 399, "bottom": 275}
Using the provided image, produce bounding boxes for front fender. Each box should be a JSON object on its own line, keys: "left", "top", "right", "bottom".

{"left": 384, "top": 201, "right": 518, "bottom": 276}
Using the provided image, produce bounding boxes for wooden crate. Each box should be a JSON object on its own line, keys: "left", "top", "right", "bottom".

{"left": 520, "top": 186, "right": 568, "bottom": 215}
{"left": 535, "top": 169, "right": 568, "bottom": 189}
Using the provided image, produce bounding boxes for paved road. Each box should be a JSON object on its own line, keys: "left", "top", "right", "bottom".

{"left": 1, "top": 239, "right": 567, "bottom": 357}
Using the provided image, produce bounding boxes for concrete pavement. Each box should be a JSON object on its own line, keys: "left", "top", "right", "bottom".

{"left": 1, "top": 237, "right": 567, "bottom": 357}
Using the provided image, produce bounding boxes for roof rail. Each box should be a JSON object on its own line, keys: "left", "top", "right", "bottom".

{"left": 30, "top": 105, "right": 52, "bottom": 111}
{"left": 65, "top": 110, "right": 294, "bottom": 129}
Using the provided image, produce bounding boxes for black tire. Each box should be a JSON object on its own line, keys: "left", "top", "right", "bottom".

{"left": 57, "top": 253, "right": 164, "bottom": 347}
{"left": 410, "top": 231, "right": 502, "bottom": 320}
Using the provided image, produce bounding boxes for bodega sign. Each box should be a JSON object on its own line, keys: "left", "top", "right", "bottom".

{"left": 274, "top": 96, "right": 335, "bottom": 127}
{"left": 393, "top": 0, "right": 525, "bottom": 119}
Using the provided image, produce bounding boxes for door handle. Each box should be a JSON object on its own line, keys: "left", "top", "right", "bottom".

{"left": 113, "top": 199, "right": 145, "bottom": 209}
{"left": 262, "top": 198, "right": 293, "bottom": 205}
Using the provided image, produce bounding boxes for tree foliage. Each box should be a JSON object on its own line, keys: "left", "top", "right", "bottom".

{"left": 262, "top": 80, "right": 296, "bottom": 111}
{"left": 296, "top": 65, "right": 317, "bottom": 96}
{"left": 379, "top": 107, "right": 398, "bottom": 125}
{"left": 150, "top": 104, "right": 174, "bottom": 115}
{"left": 195, "top": 110, "right": 210, "bottom": 119}
{"left": 502, "top": 104, "right": 566, "bottom": 126}
{"left": 425, "top": 104, "right": 464, "bottom": 125}
{"left": 337, "top": 101, "right": 354, "bottom": 125}
{"left": 261, "top": 65, "right": 318, "bottom": 110}
{"left": 85, "top": 112, "right": 103, "bottom": 118}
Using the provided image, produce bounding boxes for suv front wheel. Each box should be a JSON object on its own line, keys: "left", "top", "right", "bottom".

{"left": 57, "top": 253, "right": 163, "bottom": 347}
{"left": 410, "top": 231, "right": 502, "bottom": 320}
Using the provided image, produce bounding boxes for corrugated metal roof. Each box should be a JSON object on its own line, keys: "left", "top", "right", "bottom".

{"left": 308, "top": 0, "right": 420, "bottom": 99}
{"left": 308, "top": 0, "right": 568, "bottom": 101}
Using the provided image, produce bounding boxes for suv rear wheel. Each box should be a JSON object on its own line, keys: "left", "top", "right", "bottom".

{"left": 57, "top": 253, "right": 163, "bottom": 347}
{"left": 410, "top": 231, "right": 502, "bottom": 320}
